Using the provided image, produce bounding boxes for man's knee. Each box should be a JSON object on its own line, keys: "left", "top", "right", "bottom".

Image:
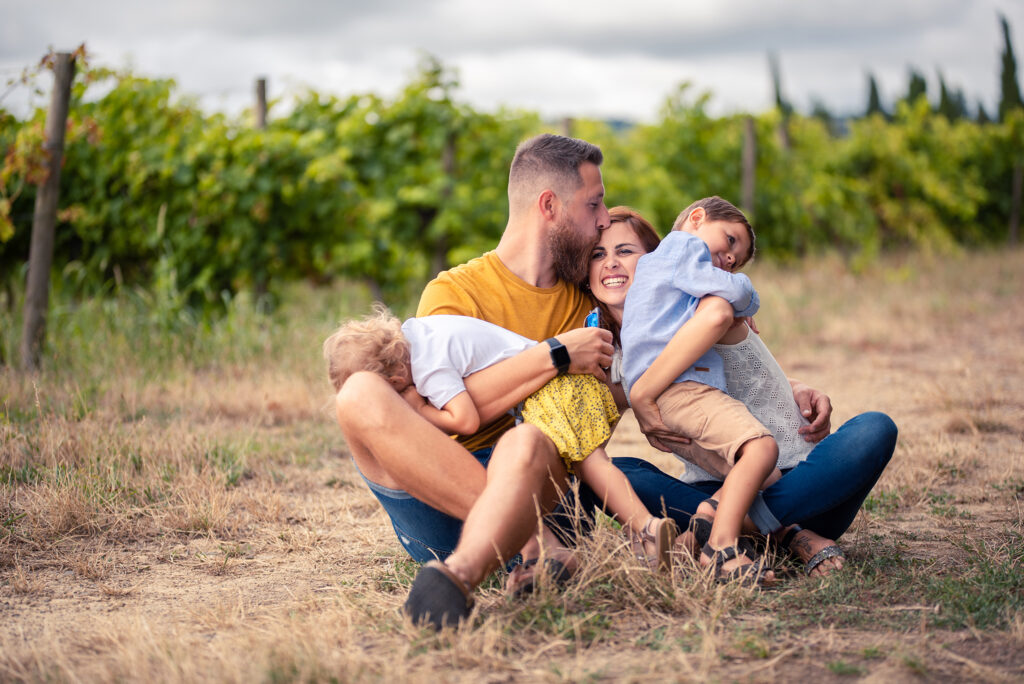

{"left": 492, "top": 424, "right": 565, "bottom": 480}
{"left": 334, "top": 371, "right": 394, "bottom": 435}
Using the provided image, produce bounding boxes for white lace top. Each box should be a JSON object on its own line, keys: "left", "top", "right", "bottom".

{"left": 677, "top": 331, "right": 814, "bottom": 483}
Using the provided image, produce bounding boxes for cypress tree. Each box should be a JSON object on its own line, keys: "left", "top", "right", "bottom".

{"left": 977, "top": 101, "right": 993, "bottom": 124}
{"left": 937, "top": 72, "right": 965, "bottom": 120}
{"left": 999, "top": 13, "right": 1023, "bottom": 121}
{"left": 905, "top": 68, "right": 928, "bottom": 107}
{"left": 866, "top": 73, "right": 887, "bottom": 118}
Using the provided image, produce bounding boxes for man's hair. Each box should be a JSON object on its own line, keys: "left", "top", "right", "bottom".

{"left": 672, "top": 196, "right": 756, "bottom": 266}
{"left": 508, "top": 134, "right": 603, "bottom": 209}
{"left": 323, "top": 304, "right": 409, "bottom": 392}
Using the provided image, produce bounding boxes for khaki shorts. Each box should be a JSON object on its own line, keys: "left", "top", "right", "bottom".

{"left": 656, "top": 381, "right": 771, "bottom": 480}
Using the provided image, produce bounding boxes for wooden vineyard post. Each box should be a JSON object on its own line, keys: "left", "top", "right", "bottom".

{"left": 1011, "top": 163, "right": 1022, "bottom": 246}
{"left": 255, "top": 77, "right": 267, "bottom": 129}
{"left": 20, "top": 52, "right": 74, "bottom": 371}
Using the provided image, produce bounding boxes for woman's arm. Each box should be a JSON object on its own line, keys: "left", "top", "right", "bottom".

{"left": 464, "top": 327, "right": 614, "bottom": 426}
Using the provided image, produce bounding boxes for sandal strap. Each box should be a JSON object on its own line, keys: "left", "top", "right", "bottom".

{"left": 778, "top": 524, "right": 803, "bottom": 551}
{"left": 805, "top": 545, "right": 844, "bottom": 576}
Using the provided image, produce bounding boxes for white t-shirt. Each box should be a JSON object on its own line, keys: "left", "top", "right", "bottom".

{"left": 401, "top": 315, "right": 535, "bottom": 410}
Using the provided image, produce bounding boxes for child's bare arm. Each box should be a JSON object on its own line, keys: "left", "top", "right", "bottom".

{"left": 629, "top": 296, "right": 733, "bottom": 451}
{"left": 630, "top": 296, "right": 733, "bottom": 407}
{"left": 401, "top": 386, "right": 481, "bottom": 436}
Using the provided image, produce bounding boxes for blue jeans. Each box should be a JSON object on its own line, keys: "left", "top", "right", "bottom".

{"left": 615, "top": 411, "right": 898, "bottom": 541}
{"left": 355, "top": 448, "right": 492, "bottom": 563}
{"left": 356, "top": 446, "right": 594, "bottom": 563}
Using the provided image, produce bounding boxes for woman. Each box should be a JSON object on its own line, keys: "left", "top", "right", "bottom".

{"left": 587, "top": 206, "right": 897, "bottom": 576}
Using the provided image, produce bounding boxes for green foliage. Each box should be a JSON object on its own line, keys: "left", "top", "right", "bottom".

{"left": 2, "top": 52, "right": 1023, "bottom": 313}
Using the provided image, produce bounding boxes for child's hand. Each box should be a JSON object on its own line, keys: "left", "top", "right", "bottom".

{"left": 400, "top": 385, "right": 427, "bottom": 411}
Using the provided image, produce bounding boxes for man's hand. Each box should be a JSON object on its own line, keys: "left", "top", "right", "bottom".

{"left": 791, "top": 380, "right": 832, "bottom": 443}
{"left": 556, "top": 327, "right": 614, "bottom": 382}
{"left": 630, "top": 393, "right": 693, "bottom": 453}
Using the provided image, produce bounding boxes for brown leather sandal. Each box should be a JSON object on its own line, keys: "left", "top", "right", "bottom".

{"left": 630, "top": 517, "right": 678, "bottom": 572}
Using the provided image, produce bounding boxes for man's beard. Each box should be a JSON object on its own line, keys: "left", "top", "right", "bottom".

{"left": 549, "top": 213, "right": 595, "bottom": 285}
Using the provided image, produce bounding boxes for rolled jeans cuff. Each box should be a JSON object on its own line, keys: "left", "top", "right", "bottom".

{"left": 748, "top": 493, "right": 781, "bottom": 535}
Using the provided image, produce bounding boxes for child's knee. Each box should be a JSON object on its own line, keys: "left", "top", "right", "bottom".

{"left": 738, "top": 435, "right": 778, "bottom": 467}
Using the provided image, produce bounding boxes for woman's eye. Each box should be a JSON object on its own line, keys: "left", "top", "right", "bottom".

{"left": 590, "top": 251, "right": 604, "bottom": 260}
{"left": 728, "top": 235, "right": 736, "bottom": 245}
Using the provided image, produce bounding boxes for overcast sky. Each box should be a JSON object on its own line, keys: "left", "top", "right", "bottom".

{"left": 3, "top": 0, "right": 1023, "bottom": 123}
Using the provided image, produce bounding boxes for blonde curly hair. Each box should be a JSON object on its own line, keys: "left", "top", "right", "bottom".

{"left": 323, "top": 304, "right": 410, "bottom": 392}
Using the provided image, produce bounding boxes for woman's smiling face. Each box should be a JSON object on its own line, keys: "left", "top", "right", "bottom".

{"left": 587, "top": 220, "right": 649, "bottom": 322}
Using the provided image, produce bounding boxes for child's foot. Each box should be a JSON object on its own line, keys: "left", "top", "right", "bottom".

{"left": 630, "top": 517, "right": 678, "bottom": 572}
{"left": 777, "top": 525, "right": 844, "bottom": 577}
{"left": 674, "top": 498, "right": 717, "bottom": 558}
{"left": 700, "top": 540, "right": 776, "bottom": 586}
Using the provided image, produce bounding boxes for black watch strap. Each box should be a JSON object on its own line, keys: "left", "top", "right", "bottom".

{"left": 544, "top": 337, "right": 571, "bottom": 375}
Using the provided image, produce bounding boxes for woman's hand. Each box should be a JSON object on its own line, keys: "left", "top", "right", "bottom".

{"left": 791, "top": 380, "right": 832, "bottom": 443}
{"left": 631, "top": 393, "right": 692, "bottom": 453}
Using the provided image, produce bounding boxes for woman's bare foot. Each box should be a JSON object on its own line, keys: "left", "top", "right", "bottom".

{"left": 784, "top": 526, "right": 845, "bottom": 577}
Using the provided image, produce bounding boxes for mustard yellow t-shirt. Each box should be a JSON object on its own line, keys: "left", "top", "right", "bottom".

{"left": 416, "top": 251, "right": 592, "bottom": 451}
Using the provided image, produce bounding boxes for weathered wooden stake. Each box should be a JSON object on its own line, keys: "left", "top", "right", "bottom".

{"left": 20, "top": 52, "right": 74, "bottom": 371}
{"left": 1010, "top": 163, "right": 1022, "bottom": 246}
{"left": 255, "top": 77, "right": 267, "bottom": 129}
{"left": 742, "top": 116, "right": 756, "bottom": 215}
{"left": 561, "top": 117, "right": 573, "bottom": 138}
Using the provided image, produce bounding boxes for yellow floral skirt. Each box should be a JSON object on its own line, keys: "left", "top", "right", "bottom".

{"left": 520, "top": 374, "right": 620, "bottom": 469}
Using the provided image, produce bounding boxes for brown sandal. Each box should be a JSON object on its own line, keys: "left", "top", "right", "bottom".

{"left": 630, "top": 517, "right": 678, "bottom": 572}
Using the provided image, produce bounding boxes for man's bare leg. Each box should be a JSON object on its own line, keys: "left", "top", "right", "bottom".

{"left": 442, "top": 423, "right": 571, "bottom": 588}
{"left": 334, "top": 371, "right": 486, "bottom": 518}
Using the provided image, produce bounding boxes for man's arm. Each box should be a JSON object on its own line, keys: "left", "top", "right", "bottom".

{"left": 629, "top": 296, "right": 733, "bottom": 452}
{"left": 464, "top": 327, "right": 613, "bottom": 425}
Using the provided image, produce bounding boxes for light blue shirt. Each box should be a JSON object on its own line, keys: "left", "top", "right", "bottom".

{"left": 620, "top": 230, "right": 759, "bottom": 400}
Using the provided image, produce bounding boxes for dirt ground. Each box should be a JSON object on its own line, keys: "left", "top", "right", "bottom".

{"left": 2, "top": 250, "right": 1023, "bottom": 682}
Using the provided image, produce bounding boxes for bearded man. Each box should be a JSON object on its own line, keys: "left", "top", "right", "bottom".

{"left": 333, "top": 134, "right": 614, "bottom": 629}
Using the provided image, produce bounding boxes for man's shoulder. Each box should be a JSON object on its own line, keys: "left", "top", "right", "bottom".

{"left": 417, "top": 252, "right": 501, "bottom": 317}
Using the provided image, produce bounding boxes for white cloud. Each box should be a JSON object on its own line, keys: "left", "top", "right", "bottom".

{"left": 1, "top": 0, "right": 1023, "bottom": 122}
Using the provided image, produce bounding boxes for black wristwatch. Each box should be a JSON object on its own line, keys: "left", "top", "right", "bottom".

{"left": 544, "top": 337, "right": 571, "bottom": 375}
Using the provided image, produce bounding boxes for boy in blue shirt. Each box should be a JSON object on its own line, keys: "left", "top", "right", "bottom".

{"left": 621, "top": 196, "right": 779, "bottom": 584}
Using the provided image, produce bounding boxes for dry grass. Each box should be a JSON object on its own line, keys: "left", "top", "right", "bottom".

{"left": 1, "top": 249, "right": 1023, "bottom": 682}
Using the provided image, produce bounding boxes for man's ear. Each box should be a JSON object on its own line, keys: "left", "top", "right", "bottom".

{"left": 538, "top": 189, "right": 559, "bottom": 221}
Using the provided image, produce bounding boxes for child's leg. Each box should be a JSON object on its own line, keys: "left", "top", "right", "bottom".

{"left": 705, "top": 435, "right": 778, "bottom": 566}
{"left": 578, "top": 447, "right": 677, "bottom": 572}
{"left": 577, "top": 446, "right": 652, "bottom": 535}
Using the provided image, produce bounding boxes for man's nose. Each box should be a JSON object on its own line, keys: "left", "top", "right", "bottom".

{"left": 597, "top": 204, "right": 611, "bottom": 231}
